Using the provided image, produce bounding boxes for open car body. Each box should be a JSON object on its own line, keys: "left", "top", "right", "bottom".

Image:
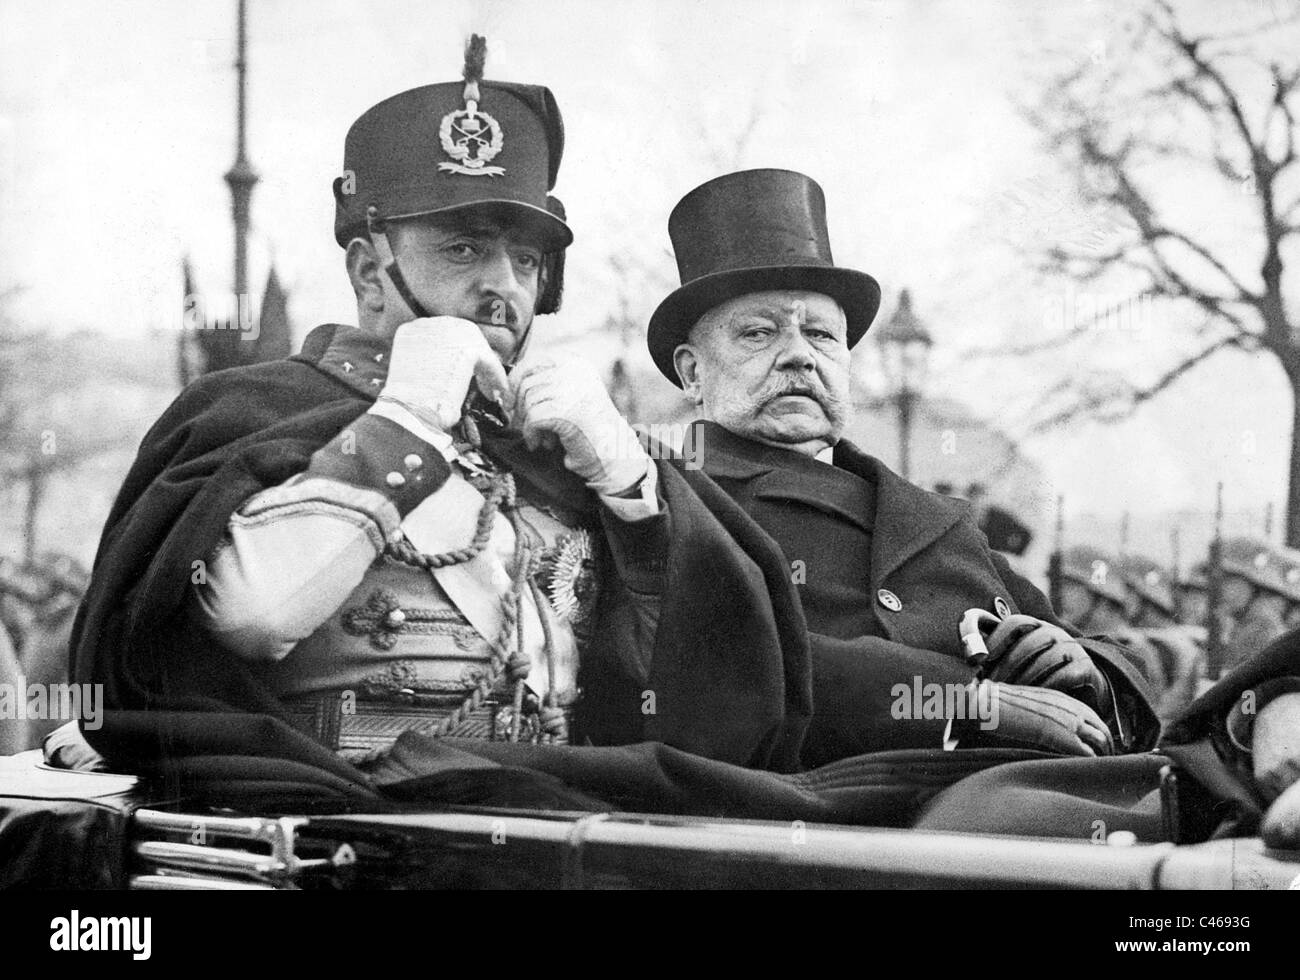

{"left": 3, "top": 748, "right": 1299, "bottom": 890}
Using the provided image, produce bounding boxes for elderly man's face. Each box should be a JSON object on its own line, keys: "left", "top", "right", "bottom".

{"left": 673, "top": 290, "right": 851, "bottom": 456}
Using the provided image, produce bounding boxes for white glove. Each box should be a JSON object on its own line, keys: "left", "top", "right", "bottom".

{"left": 509, "top": 357, "right": 650, "bottom": 496}
{"left": 376, "top": 317, "right": 509, "bottom": 432}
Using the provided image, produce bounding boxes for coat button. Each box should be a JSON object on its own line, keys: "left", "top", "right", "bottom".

{"left": 385, "top": 471, "right": 406, "bottom": 488}
{"left": 994, "top": 596, "right": 1011, "bottom": 618}
{"left": 877, "top": 589, "right": 902, "bottom": 612}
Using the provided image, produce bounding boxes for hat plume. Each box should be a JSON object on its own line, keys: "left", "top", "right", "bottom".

{"left": 463, "top": 34, "right": 487, "bottom": 84}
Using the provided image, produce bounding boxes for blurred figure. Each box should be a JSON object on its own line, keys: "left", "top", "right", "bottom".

{"left": 1216, "top": 537, "right": 1297, "bottom": 673}
{"left": 0, "top": 556, "right": 44, "bottom": 657}
{"left": 977, "top": 506, "right": 1033, "bottom": 559}
{"left": 933, "top": 483, "right": 1033, "bottom": 561}
{"left": 1174, "top": 564, "right": 1209, "bottom": 628}
{"left": 1276, "top": 547, "right": 1300, "bottom": 630}
{"left": 0, "top": 553, "right": 87, "bottom": 750}
{"left": 0, "top": 619, "right": 24, "bottom": 755}
{"left": 1112, "top": 553, "right": 1206, "bottom": 725}
{"left": 959, "top": 483, "right": 1035, "bottom": 578}
{"left": 1056, "top": 545, "right": 1130, "bottom": 634}
{"left": 22, "top": 553, "right": 87, "bottom": 746}
{"left": 1113, "top": 553, "right": 1178, "bottom": 629}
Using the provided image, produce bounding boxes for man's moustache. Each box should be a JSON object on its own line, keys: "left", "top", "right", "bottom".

{"left": 473, "top": 303, "right": 520, "bottom": 329}
{"left": 763, "top": 380, "right": 826, "bottom": 405}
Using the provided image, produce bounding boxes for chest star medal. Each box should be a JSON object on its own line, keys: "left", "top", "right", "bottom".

{"left": 538, "top": 530, "right": 599, "bottom": 628}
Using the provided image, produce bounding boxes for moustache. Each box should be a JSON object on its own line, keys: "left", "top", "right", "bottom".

{"left": 762, "top": 378, "right": 827, "bottom": 406}
{"left": 472, "top": 300, "right": 521, "bottom": 330}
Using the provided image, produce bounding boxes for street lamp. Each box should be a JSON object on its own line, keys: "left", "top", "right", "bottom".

{"left": 875, "top": 289, "right": 933, "bottom": 481}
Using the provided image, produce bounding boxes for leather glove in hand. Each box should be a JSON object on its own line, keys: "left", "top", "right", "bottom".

{"left": 983, "top": 614, "right": 1111, "bottom": 714}
{"left": 509, "top": 356, "right": 650, "bottom": 496}
{"left": 954, "top": 681, "right": 1115, "bottom": 757}
{"left": 378, "top": 316, "right": 510, "bottom": 432}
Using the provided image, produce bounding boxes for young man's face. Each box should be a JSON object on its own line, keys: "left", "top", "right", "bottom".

{"left": 386, "top": 213, "right": 546, "bottom": 363}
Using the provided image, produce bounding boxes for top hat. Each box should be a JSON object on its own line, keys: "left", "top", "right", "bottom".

{"left": 647, "top": 169, "right": 881, "bottom": 385}
{"left": 333, "top": 38, "right": 570, "bottom": 251}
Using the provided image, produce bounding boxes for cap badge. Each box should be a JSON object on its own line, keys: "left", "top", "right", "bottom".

{"left": 439, "top": 34, "right": 504, "bottom": 177}
{"left": 438, "top": 105, "right": 504, "bottom": 177}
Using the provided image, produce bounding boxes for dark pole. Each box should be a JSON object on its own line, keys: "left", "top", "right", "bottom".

{"left": 1205, "top": 481, "right": 1226, "bottom": 680}
{"left": 224, "top": 0, "right": 258, "bottom": 311}
{"left": 897, "top": 389, "right": 914, "bottom": 481}
{"left": 1048, "top": 493, "right": 1065, "bottom": 612}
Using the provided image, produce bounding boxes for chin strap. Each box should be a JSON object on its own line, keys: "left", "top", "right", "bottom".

{"left": 368, "top": 206, "right": 432, "bottom": 320}
{"left": 366, "top": 205, "right": 534, "bottom": 370}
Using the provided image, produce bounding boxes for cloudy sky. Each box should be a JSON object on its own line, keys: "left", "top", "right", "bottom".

{"left": 2, "top": 0, "right": 1297, "bottom": 549}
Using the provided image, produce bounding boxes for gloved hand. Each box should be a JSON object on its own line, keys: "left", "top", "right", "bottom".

{"left": 983, "top": 614, "right": 1111, "bottom": 714}
{"left": 954, "top": 681, "right": 1114, "bottom": 757}
{"left": 376, "top": 316, "right": 510, "bottom": 432}
{"left": 508, "top": 356, "right": 650, "bottom": 496}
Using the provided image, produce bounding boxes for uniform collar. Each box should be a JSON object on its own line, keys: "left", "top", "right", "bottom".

{"left": 297, "top": 324, "right": 595, "bottom": 516}
{"left": 300, "top": 323, "right": 392, "bottom": 398}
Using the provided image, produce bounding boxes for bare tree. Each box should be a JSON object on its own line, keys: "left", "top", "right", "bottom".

{"left": 1018, "top": 1, "right": 1300, "bottom": 541}
{"left": 0, "top": 295, "right": 152, "bottom": 561}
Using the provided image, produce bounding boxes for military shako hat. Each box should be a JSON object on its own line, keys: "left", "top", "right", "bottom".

{"left": 648, "top": 169, "right": 881, "bottom": 384}
{"left": 333, "top": 35, "right": 571, "bottom": 253}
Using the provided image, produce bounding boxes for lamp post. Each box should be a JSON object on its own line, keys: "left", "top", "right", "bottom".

{"left": 875, "top": 289, "right": 933, "bottom": 481}
{"left": 224, "top": 0, "right": 258, "bottom": 315}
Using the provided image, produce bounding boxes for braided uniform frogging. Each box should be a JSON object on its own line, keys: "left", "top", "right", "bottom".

{"left": 382, "top": 452, "right": 568, "bottom": 744}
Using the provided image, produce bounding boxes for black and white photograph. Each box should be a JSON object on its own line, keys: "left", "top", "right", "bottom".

{"left": 1, "top": 0, "right": 1299, "bottom": 918}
